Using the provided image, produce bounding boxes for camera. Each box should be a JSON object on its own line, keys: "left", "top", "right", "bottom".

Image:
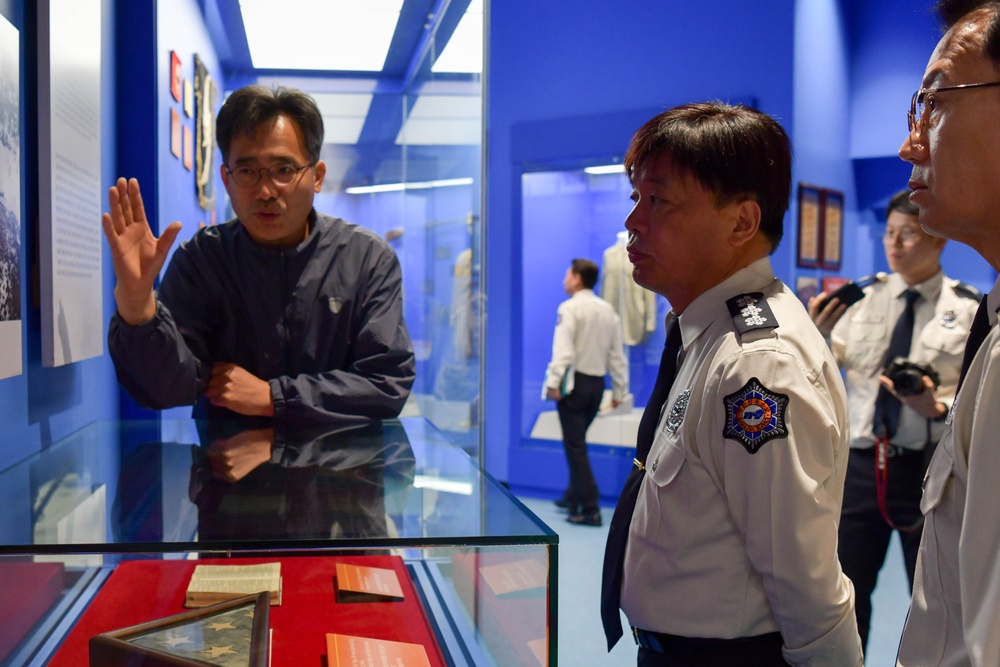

{"left": 884, "top": 357, "right": 941, "bottom": 397}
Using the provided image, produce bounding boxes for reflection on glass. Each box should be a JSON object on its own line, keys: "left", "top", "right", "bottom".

{"left": 191, "top": 420, "right": 415, "bottom": 542}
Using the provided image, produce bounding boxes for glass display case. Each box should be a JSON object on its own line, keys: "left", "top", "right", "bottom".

{"left": 0, "top": 417, "right": 555, "bottom": 666}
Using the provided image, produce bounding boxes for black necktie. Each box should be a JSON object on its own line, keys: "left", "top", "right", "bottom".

{"left": 601, "top": 317, "right": 682, "bottom": 649}
{"left": 958, "top": 296, "right": 991, "bottom": 392}
{"left": 873, "top": 289, "right": 920, "bottom": 439}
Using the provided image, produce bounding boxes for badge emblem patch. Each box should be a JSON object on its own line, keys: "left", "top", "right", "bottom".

{"left": 723, "top": 377, "right": 789, "bottom": 454}
{"left": 665, "top": 389, "right": 691, "bottom": 434}
{"left": 328, "top": 297, "right": 342, "bottom": 314}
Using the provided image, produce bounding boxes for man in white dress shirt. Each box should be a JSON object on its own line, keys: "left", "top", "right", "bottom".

{"left": 602, "top": 102, "right": 862, "bottom": 666}
{"left": 809, "top": 190, "right": 978, "bottom": 653}
{"left": 544, "top": 258, "right": 629, "bottom": 526}
{"left": 895, "top": 1, "right": 1000, "bottom": 664}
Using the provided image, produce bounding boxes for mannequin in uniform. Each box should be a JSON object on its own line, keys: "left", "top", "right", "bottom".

{"left": 544, "top": 258, "right": 629, "bottom": 526}
{"left": 809, "top": 189, "right": 979, "bottom": 652}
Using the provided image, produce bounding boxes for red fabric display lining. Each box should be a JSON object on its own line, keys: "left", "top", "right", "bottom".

{"left": 47, "top": 555, "right": 446, "bottom": 667}
{"left": 0, "top": 561, "right": 65, "bottom": 662}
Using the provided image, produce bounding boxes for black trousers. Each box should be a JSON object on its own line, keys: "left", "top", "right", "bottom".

{"left": 838, "top": 445, "right": 929, "bottom": 651}
{"left": 556, "top": 372, "right": 605, "bottom": 511}
{"left": 636, "top": 632, "right": 787, "bottom": 666}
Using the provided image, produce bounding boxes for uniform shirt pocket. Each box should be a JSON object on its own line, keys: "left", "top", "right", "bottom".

{"left": 646, "top": 432, "right": 686, "bottom": 488}
{"left": 846, "top": 314, "right": 886, "bottom": 369}
{"left": 918, "top": 324, "right": 967, "bottom": 358}
{"left": 847, "top": 313, "right": 885, "bottom": 341}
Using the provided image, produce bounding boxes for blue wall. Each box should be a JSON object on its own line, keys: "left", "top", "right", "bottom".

{"left": 844, "top": 0, "right": 995, "bottom": 293}
{"left": 487, "top": 0, "right": 796, "bottom": 492}
{"left": 489, "top": 0, "right": 993, "bottom": 499}
{"left": 1, "top": 0, "right": 992, "bottom": 501}
{"left": 0, "top": 0, "right": 121, "bottom": 473}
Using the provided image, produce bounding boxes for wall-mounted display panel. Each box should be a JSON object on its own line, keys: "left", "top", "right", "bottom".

{"left": 0, "top": 12, "right": 21, "bottom": 380}
{"left": 38, "top": 0, "right": 104, "bottom": 367}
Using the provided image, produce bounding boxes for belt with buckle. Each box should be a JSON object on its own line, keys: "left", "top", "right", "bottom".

{"left": 631, "top": 626, "right": 784, "bottom": 653}
{"left": 864, "top": 444, "right": 921, "bottom": 458}
{"left": 632, "top": 627, "right": 667, "bottom": 651}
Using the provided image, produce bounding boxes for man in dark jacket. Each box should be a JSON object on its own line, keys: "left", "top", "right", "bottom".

{"left": 102, "top": 85, "right": 414, "bottom": 424}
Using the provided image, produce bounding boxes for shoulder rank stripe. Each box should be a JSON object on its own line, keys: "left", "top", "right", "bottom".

{"left": 954, "top": 282, "right": 983, "bottom": 301}
{"left": 725, "top": 292, "right": 779, "bottom": 335}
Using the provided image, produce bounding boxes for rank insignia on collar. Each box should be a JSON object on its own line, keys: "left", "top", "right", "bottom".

{"left": 723, "top": 377, "right": 789, "bottom": 454}
{"left": 665, "top": 389, "right": 691, "bottom": 434}
{"left": 725, "top": 293, "right": 779, "bottom": 335}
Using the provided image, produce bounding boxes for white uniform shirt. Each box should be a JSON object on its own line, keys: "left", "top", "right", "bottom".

{"left": 897, "top": 276, "right": 1000, "bottom": 667}
{"left": 830, "top": 271, "right": 978, "bottom": 449}
{"left": 544, "top": 289, "right": 629, "bottom": 399}
{"left": 621, "top": 258, "right": 862, "bottom": 667}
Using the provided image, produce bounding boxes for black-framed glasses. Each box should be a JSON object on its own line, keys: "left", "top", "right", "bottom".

{"left": 908, "top": 80, "right": 1000, "bottom": 137}
{"left": 224, "top": 162, "right": 316, "bottom": 188}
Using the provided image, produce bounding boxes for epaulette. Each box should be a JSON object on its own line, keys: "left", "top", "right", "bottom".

{"left": 855, "top": 272, "right": 888, "bottom": 288}
{"left": 953, "top": 281, "right": 982, "bottom": 301}
{"left": 726, "top": 292, "right": 779, "bottom": 336}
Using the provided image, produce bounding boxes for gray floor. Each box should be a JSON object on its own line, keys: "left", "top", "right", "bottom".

{"left": 517, "top": 496, "right": 910, "bottom": 666}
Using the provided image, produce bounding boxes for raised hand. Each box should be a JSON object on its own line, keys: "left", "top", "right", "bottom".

{"left": 101, "top": 177, "right": 182, "bottom": 325}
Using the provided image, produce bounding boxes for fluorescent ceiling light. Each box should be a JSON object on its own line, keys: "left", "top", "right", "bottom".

{"left": 396, "top": 94, "right": 481, "bottom": 145}
{"left": 312, "top": 92, "right": 374, "bottom": 144}
{"left": 584, "top": 165, "right": 625, "bottom": 175}
{"left": 345, "top": 177, "right": 473, "bottom": 195}
{"left": 432, "top": 0, "right": 482, "bottom": 73}
{"left": 239, "top": 0, "right": 403, "bottom": 71}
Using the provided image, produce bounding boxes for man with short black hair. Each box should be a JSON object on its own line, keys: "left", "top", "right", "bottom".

{"left": 895, "top": 1, "right": 1000, "bottom": 664}
{"left": 601, "top": 102, "right": 862, "bottom": 666}
{"left": 544, "top": 258, "right": 629, "bottom": 526}
{"left": 103, "top": 85, "right": 415, "bottom": 424}
{"left": 809, "top": 189, "right": 979, "bottom": 653}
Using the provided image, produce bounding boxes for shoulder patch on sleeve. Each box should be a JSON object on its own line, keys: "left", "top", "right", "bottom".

{"left": 726, "top": 293, "right": 779, "bottom": 336}
{"left": 953, "top": 281, "right": 982, "bottom": 301}
{"left": 722, "top": 377, "right": 789, "bottom": 454}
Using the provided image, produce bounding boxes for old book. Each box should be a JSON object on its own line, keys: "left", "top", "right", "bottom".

{"left": 184, "top": 562, "right": 281, "bottom": 608}
{"left": 334, "top": 562, "right": 404, "bottom": 603}
{"left": 326, "top": 633, "right": 430, "bottom": 667}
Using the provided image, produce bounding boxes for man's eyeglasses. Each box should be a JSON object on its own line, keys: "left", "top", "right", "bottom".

{"left": 883, "top": 228, "right": 923, "bottom": 245}
{"left": 908, "top": 80, "right": 1000, "bottom": 137}
{"left": 224, "top": 162, "right": 316, "bottom": 188}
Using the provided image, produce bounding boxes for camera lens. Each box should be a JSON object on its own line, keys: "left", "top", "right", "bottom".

{"left": 892, "top": 369, "right": 925, "bottom": 397}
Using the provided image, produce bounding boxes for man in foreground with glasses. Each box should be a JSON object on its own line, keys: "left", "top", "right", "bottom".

{"left": 808, "top": 189, "right": 979, "bottom": 654}
{"left": 895, "top": 1, "right": 1000, "bottom": 664}
{"left": 102, "top": 85, "right": 415, "bottom": 424}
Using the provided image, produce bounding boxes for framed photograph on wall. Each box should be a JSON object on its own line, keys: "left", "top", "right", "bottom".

{"left": 822, "top": 189, "right": 844, "bottom": 270}
{"left": 796, "top": 183, "right": 822, "bottom": 268}
{"left": 170, "top": 50, "right": 182, "bottom": 102}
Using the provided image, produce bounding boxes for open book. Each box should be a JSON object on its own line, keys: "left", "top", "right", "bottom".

{"left": 184, "top": 563, "right": 282, "bottom": 608}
